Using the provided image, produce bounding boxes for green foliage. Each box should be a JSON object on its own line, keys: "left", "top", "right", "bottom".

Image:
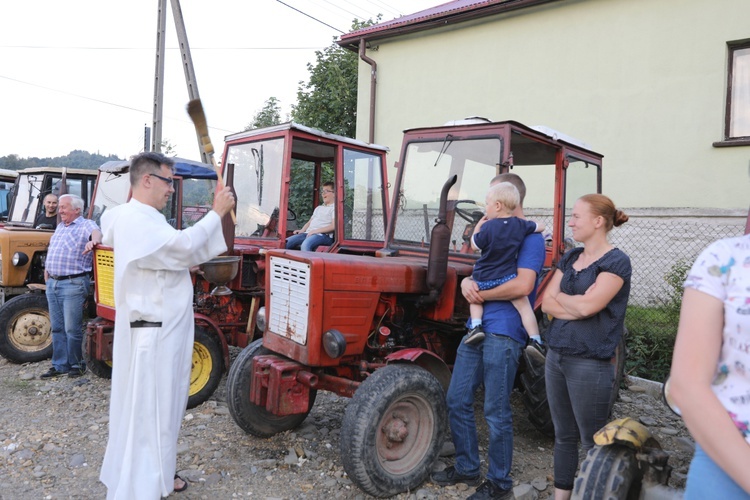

{"left": 0, "top": 150, "right": 121, "bottom": 170}
{"left": 291, "top": 18, "right": 379, "bottom": 138}
{"left": 246, "top": 97, "right": 284, "bottom": 131}
{"left": 624, "top": 259, "right": 691, "bottom": 381}
{"left": 663, "top": 258, "right": 691, "bottom": 321}
{"left": 625, "top": 306, "right": 677, "bottom": 382}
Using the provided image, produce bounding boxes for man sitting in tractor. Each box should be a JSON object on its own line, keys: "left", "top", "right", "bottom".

{"left": 34, "top": 193, "right": 59, "bottom": 229}
{"left": 285, "top": 182, "right": 335, "bottom": 252}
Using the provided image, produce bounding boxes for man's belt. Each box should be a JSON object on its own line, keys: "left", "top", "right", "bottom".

{"left": 130, "top": 320, "right": 163, "bottom": 328}
{"left": 49, "top": 272, "right": 90, "bottom": 281}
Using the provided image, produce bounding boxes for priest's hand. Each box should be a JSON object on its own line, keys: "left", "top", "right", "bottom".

{"left": 213, "top": 186, "right": 235, "bottom": 217}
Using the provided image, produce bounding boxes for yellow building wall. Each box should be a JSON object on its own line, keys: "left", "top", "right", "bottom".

{"left": 354, "top": 0, "right": 750, "bottom": 209}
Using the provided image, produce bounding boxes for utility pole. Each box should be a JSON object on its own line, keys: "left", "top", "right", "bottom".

{"left": 152, "top": 0, "right": 167, "bottom": 153}
{"left": 151, "top": 0, "right": 208, "bottom": 162}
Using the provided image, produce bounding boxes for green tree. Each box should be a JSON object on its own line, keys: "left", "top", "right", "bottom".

{"left": 246, "top": 97, "right": 283, "bottom": 130}
{"left": 291, "top": 18, "right": 378, "bottom": 138}
{"left": 0, "top": 151, "right": 121, "bottom": 170}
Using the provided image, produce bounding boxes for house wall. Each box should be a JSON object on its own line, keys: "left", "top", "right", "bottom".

{"left": 354, "top": 0, "right": 750, "bottom": 209}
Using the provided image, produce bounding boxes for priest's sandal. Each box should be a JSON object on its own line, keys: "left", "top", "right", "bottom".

{"left": 174, "top": 474, "right": 188, "bottom": 493}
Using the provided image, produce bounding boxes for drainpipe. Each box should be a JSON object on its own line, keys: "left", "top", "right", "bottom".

{"left": 358, "top": 39, "right": 376, "bottom": 144}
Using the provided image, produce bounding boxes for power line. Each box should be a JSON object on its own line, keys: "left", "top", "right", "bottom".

{"left": 0, "top": 45, "right": 325, "bottom": 50}
{"left": 0, "top": 74, "right": 234, "bottom": 134}
{"left": 275, "top": 0, "right": 346, "bottom": 33}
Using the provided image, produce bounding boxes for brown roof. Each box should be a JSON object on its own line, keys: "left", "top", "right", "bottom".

{"left": 337, "top": 0, "right": 562, "bottom": 51}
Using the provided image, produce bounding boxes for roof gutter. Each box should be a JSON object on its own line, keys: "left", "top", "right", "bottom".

{"left": 359, "top": 39, "right": 377, "bottom": 144}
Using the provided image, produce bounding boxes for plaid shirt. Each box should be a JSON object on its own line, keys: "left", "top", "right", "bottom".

{"left": 45, "top": 216, "right": 99, "bottom": 276}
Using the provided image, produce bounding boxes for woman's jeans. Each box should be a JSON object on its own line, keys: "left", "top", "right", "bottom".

{"left": 686, "top": 444, "right": 750, "bottom": 499}
{"left": 46, "top": 276, "right": 90, "bottom": 372}
{"left": 446, "top": 333, "right": 523, "bottom": 490}
{"left": 285, "top": 232, "right": 333, "bottom": 252}
{"left": 545, "top": 348, "right": 613, "bottom": 490}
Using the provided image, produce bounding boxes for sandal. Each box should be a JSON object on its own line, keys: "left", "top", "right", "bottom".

{"left": 174, "top": 474, "right": 188, "bottom": 493}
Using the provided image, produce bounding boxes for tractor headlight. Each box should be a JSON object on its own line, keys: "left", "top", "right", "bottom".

{"left": 12, "top": 252, "right": 29, "bottom": 266}
{"left": 322, "top": 329, "right": 346, "bottom": 359}
{"left": 255, "top": 306, "right": 267, "bottom": 334}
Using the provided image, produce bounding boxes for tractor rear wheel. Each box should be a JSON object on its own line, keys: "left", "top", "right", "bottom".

{"left": 340, "top": 364, "right": 447, "bottom": 498}
{"left": 226, "top": 339, "right": 316, "bottom": 437}
{"left": 0, "top": 294, "right": 52, "bottom": 363}
{"left": 573, "top": 444, "right": 642, "bottom": 500}
{"left": 519, "top": 335, "right": 627, "bottom": 438}
{"left": 187, "top": 327, "right": 224, "bottom": 409}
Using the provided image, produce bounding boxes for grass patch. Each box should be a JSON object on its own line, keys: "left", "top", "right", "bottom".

{"left": 625, "top": 305, "right": 678, "bottom": 382}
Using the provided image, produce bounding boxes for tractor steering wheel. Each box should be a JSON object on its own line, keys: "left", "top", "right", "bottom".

{"left": 453, "top": 199, "right": 482, "bottom": 223}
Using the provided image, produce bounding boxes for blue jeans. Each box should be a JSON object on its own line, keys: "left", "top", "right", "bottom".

{"left": 46, "top": 276, "right": 90, "bottom": 372}
{"left": 545, "top": 348, "right": 613, "bottom": 490}
{"left": 285, "top": 232, "right": 333, "bottom": 252}
{"left": 686, "top": 444, "right": 750, "bottom": 499}
{"left": 446, "top": 332, "right": 523, "bottom": 490}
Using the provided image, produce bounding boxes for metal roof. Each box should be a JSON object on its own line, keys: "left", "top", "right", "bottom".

{"left": 337, "top": 0, "right": 562, "bottom": 50}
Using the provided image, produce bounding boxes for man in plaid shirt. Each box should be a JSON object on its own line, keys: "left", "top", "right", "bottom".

{"left": 40, "top": 193, "right": 101, "bottom": 379}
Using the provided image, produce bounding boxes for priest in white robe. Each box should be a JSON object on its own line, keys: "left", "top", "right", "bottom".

{"left": 99, "top": 152, "right": 235, "bottom": 499}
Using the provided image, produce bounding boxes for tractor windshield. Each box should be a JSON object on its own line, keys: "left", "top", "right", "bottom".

{"left": 392, "top": 136, "right": 501, "bottom": 252}
{"left": 226, "top": 138, "right": 284, "bottom": 238}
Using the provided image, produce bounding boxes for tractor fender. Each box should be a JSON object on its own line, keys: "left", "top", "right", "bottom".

{"left": 194, "top": 313, "right": 230, "bottom": 370}
{"left": 593, "top": 417, "right": 660, "bottom": 450}
{"left": 385, "top": 348, "right": 451, "bottom": 392}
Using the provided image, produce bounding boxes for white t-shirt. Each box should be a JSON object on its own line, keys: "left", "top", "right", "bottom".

{"left": 306, "top": 204, "right": 334, "bottom": 235}
{"left": 684, "top": 234, "right": 750, "bottom": 444}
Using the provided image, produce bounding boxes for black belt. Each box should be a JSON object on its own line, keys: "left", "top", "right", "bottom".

{"left": 130, "top": 320, "right": 163, "bottom": 328}
{"left": 49, "top": 272, "right": 90, "bottom": 281}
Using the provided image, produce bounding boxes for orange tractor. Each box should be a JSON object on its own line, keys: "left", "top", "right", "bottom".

{"left": 84, "top": 123, "right": 390, "bottom": 408}
{"left": 226, "top": 118, "right": 625, "bottom": 497}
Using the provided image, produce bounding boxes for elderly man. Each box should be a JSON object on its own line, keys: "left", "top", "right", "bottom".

{"left": 99, "top": 152, "right": 235, "bottom": 498}
{"left": 40, "top": 194, "right": 101, "bottom": 379}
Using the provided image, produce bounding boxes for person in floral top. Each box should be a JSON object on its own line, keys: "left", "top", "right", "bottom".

{"left": 670, "top": 234, "right": 750, "bottom": 498}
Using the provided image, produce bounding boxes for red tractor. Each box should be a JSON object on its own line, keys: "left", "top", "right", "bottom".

{"left": 226, "top": 118, "right": 624, "bottom": 497}
{"left": 84, "top": 123, "right": 390, "bottom": 408}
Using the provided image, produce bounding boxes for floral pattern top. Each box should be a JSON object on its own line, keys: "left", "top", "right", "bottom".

{"left": 684, "top": 234, "right": 750, "bottom": 443}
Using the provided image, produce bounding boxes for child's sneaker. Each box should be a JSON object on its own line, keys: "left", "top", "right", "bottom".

{"left": 464, "top": 325, "right": 485, "bottom": 346}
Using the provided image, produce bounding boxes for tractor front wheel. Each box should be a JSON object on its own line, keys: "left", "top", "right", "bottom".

{"left": 340, "top": 364, "right": 447, "bottom": 498}
{"left": 187, "top": 327, "right": 224, "bottom": 409}
{"left": 0, "top": 294, "right": 52, "bottom": 363}
{"left": 226, "top": 339, "right": 316, "bottom": 437}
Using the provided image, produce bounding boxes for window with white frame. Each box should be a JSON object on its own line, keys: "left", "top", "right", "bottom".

{"left": 726, "top": 41, "right": 750, "bottom": 140}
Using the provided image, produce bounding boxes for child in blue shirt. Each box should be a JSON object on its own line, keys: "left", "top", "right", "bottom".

{"left": 465, "top": 182, "right": 545, "bottom": 346}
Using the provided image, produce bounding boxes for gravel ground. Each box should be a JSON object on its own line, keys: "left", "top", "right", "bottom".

{"left": 0, "top": 353, "right": 694, "bottom": 500}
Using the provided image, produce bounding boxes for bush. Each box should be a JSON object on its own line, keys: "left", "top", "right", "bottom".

{"left": 624, "top": 259, "right": 691, "bottom": 381}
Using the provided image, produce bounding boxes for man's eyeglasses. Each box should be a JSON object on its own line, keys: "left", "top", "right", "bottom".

{"left": 321, "top": 189, "right": 334, "bottom": 194}
{"left": 149, "top": 173, "right": 174, "bottom": 187}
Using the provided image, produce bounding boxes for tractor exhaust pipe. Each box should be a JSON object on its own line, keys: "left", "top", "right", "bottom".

{"left": 418, "top": 175, "right": 457, "bottom": 307}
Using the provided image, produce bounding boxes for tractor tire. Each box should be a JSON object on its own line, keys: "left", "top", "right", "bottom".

{"left": 340, "top": 364, "right": 447, "bottom": 498}
{"left": 519, "top": 336, "right": 627, "bottom": 438}
{"left": 187, "top": 327, "right": 224, "bottom": 409}
{"left": 609, "top": 332, "right": 628, "bottom": 413}
{"left": 519, "top": 342, "right": 555, "bottom": 437}
{"left": 226, "top": 339, "right": 316, "bottom": 437}
{"left": 572, "top": 444, "right": 642, "bottom": 500}
{"left": 0, "top": 294, "right": 52, "bottom": 363}
{"left": 83, "top": 330, "right": 112, "bottom": 379}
